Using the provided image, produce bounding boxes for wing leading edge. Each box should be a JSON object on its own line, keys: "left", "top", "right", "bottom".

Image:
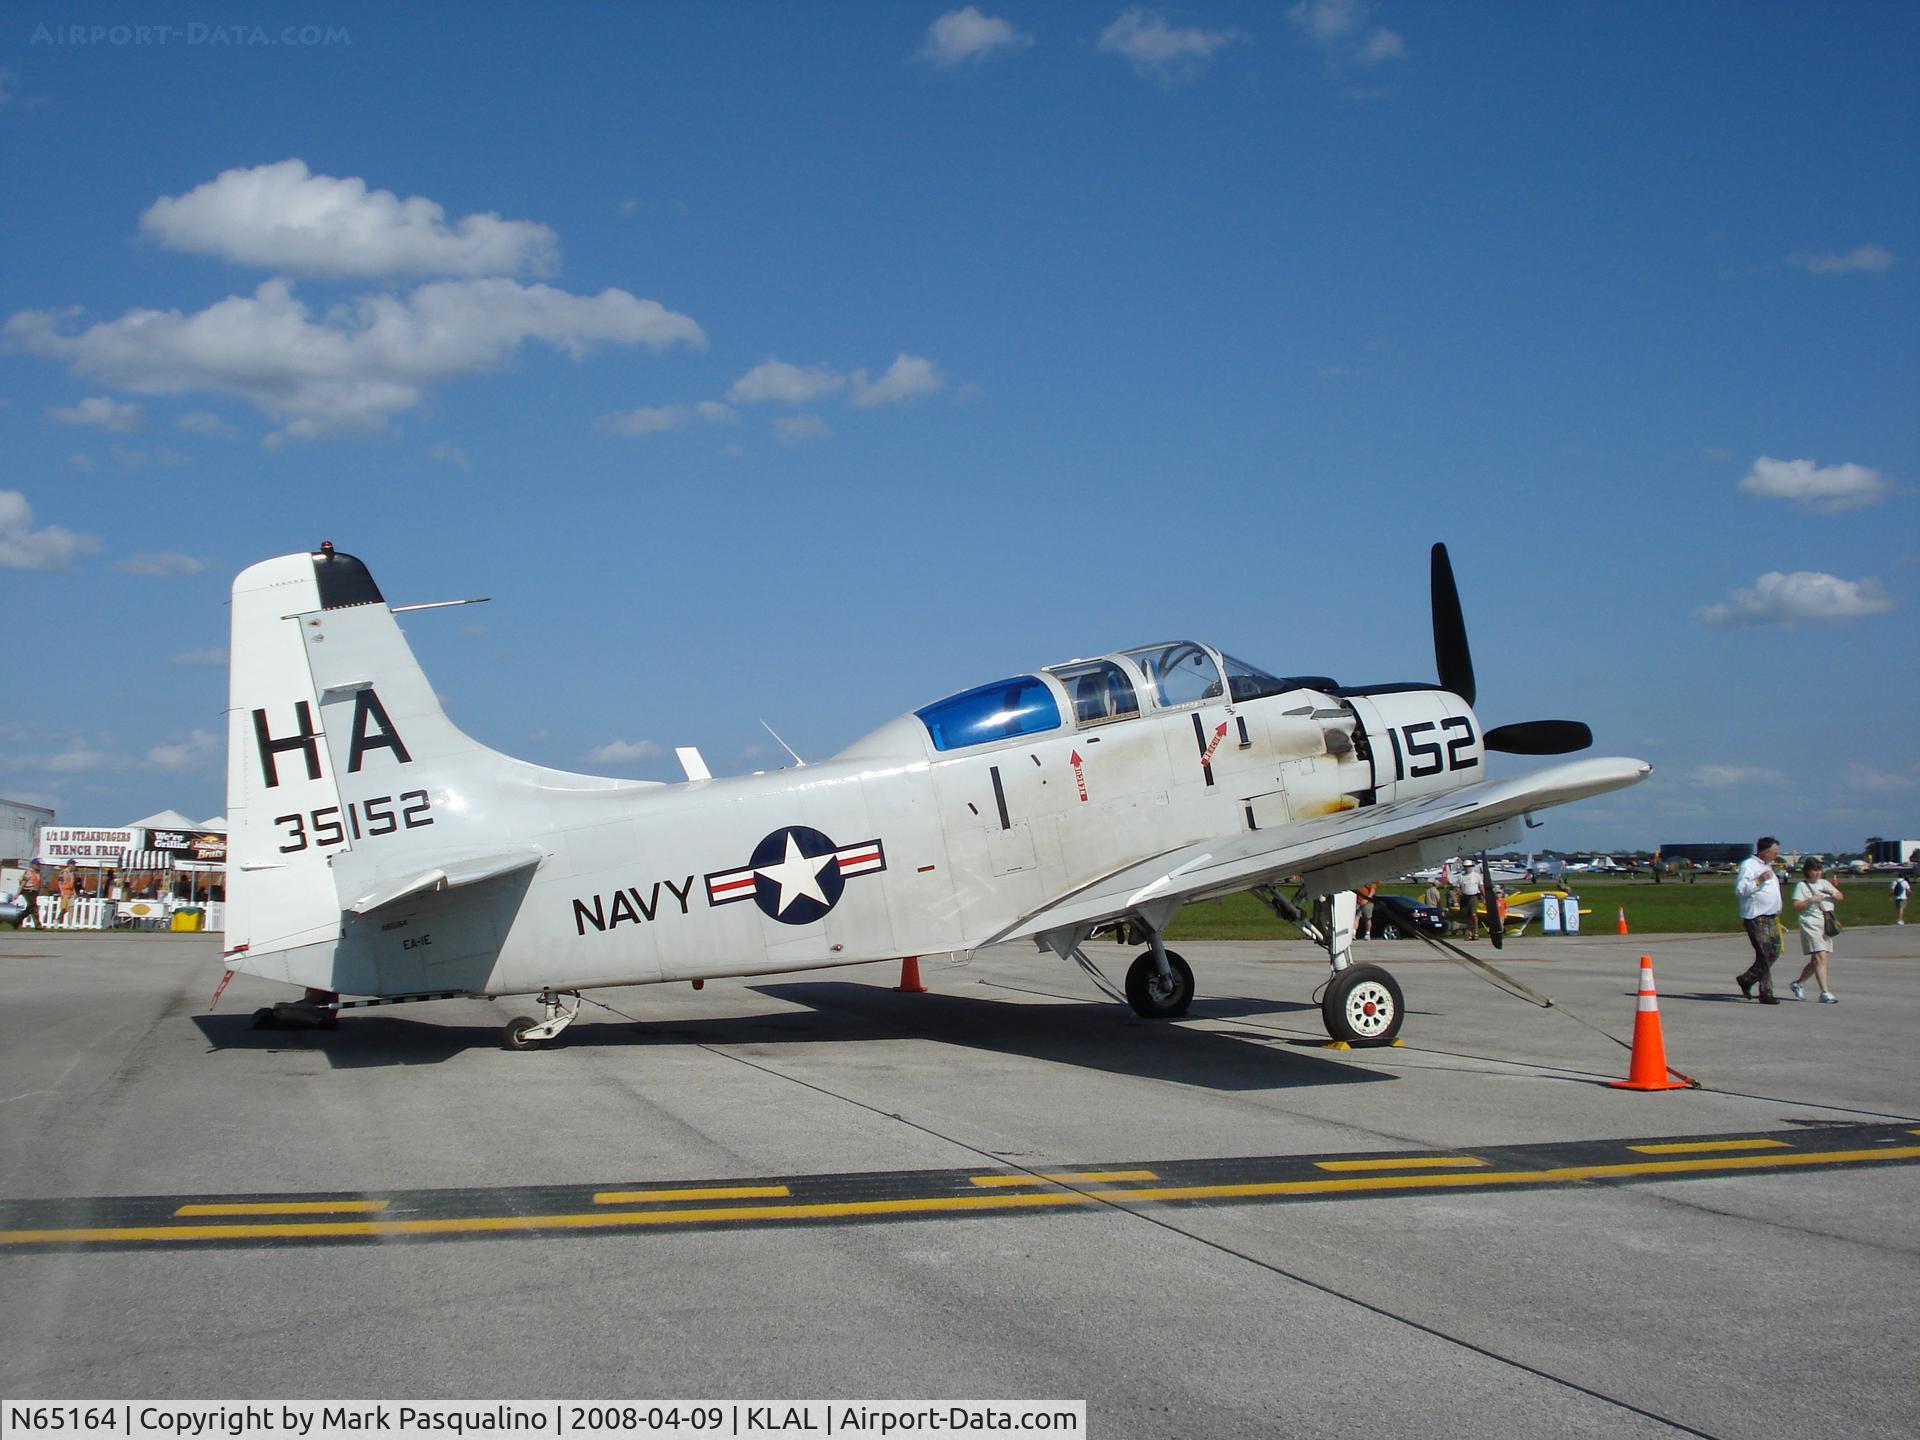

{"left": 986, "top": 756, "right": 1651, "bottom": 949}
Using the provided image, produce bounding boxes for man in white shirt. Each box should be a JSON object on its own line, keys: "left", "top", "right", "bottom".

{"left": 1457, "top": 863, "right": 1484, "bottom": 939}
{"left": 1734, "top": 836, "right": 1783, "bottom": 1004}
{"left": 1893, "top": 874, "right": 1910, "bottom": 925}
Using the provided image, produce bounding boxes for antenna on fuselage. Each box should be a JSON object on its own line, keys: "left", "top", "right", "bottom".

{"left": 760, "top": 719, "right": 807, "bottom": 768}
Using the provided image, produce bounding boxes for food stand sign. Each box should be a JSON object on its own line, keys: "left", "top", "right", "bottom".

{"left": 148, "top": 828, "right": 227, "bottom": 863}
{"left": 39, "top": 827, "right": 138, "bottom": 864}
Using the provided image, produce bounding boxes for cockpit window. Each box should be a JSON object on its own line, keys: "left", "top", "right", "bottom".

{"left": 1120, "top": 642, "right": 1224, "bottom": 710}
{"left": 916, "top": 676, "right": 1062, "bottom": 752}
{"left": 1222, "top": 654, "right": 1291, "bottom": 703}
{"left": 1045, "top": 659, "right": 1140, "bottom": 728}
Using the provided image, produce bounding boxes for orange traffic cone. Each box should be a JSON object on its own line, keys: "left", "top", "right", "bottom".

{"left": 1609, "top": 956, "right": 1690, "bottom": 1090}
{"left": 1617, "top": 906, "right": 1629, "bottom": 935}
{"left": 894, "top": 956, "right": 928, "bottom": 993}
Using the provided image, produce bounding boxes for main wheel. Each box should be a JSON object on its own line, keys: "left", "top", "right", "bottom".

{"left": 502, "top": 1016, "right": 542, "bottom": 1050}
{"left": 1125, "top": 950, "right": 1194, "bottom": 1019}
{"left": 1322, "top": 964, "right": 1404, "bottom": 1046}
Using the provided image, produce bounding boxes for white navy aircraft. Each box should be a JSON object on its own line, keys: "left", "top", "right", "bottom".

{"left": 222, "top": 542, "right": 1647, "bottom": 1049}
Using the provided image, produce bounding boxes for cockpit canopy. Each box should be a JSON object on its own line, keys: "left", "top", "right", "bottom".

{"left": 914, "top": 642, "right": 1335, "bottom": 753}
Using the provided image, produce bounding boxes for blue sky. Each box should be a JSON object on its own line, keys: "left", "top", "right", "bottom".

{"left": 2, "top": 1, "right": 1915, "bottom": 856}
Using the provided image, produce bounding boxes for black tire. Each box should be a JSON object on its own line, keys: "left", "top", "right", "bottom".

{"left": 250, "top": 1007, "right": 276, "bottom": 1030}
{"left": 1322, "top": 964, "right": 1405, "bottom": 1047}
{"left": 502, "top": 1016, "right": 541, "bottom": 1050}
{"left": 1125, "top": 950, "right": 1194, "bottom": 1019}
{"left": 1377, "top": 921, "right": 1404, "bottom": 940}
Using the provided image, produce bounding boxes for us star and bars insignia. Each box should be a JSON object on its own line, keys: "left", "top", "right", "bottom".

{"left": 704, "top": 826, "right": 887, "bottom": 926}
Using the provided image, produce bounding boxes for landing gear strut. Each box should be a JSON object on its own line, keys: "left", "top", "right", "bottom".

{"left": 1253, "top": 884, "right": 1404, "bottom": 1046}
{"left": 1124, "top": 924, "right": 1194, "bottom": 1019}
{"left": 503, "top": 989, "right": 581, "bottom": 1050}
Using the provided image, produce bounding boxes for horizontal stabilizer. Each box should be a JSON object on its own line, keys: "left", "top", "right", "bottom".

{"left": 340, "top": 847, "right": 545, "bottom": 916}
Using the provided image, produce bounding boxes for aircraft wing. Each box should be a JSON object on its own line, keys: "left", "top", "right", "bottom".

{"left": 986, "top": 756, "right": 1649, "bottom": 949}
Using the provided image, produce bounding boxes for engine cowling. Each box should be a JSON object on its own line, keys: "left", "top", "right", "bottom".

{"left": 1344, "top": 689, "right": 1485, "bottom": 806}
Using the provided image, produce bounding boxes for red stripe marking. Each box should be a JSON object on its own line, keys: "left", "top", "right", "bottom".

{"left": 837, "top": 851, "right": 881, "bottom": 868}
{"left": 710, "top": 876, "right": 756, "bottom": 894}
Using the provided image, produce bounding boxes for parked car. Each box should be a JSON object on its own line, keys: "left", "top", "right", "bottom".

{"left": 1373, "top": 896, "right": 1446, "bottom": 939}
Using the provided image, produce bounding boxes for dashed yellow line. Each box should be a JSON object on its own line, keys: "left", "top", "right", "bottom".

{"left": 1628, "top": 1139, "right": 1790, "bottom": 1155}
{"left": 593, "top": 1186, "right": 791, "bottom": 1205}
{"left": 173, "top": 1200, "right": 391, "bottom": 1216}
{"left": 969, "top": 1170, "right": 1160, "bottom": 1188}
{"left": 1315, "top": 1156, "right": 1487, "bottom": 1172}
{"left": 9, "top": 1145, "right": 1916, "bottom": 1249}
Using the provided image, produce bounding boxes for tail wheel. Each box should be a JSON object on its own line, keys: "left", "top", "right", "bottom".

{"left": 1322, "top": 964, "right": 1404, "bottom": 1047}
{"left": 1125, "top": 950, "right": 1194, "bottom": 1019}
{"left": 502, "top": 1016, "right": 541, "bottom": 1050}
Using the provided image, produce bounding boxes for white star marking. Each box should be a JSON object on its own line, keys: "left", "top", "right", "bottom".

{"left": 756, "top": 831, "right": 834, "bottom": 917}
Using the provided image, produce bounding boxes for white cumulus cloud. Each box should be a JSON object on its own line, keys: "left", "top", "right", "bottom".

{"left": 1739, "top": 456, "right": 1895, "bottom": 513}
{"left": 1698, "top": 571, "right": 1895, "bottom": 628}
{"left": 176, "top": 410, "right": 236, "bottom": 437}
{"left": 1790, "top": 244, "right": 1894, "bottom": 276}
{"left": 775, "top": 415, "right": 834, "bottom": 445}
{"left": 728, "top": 359, "right": 848, "bottom": 405}
{"left": 8, "top": 278, "right": 704, "bottom": 440}
{"left": 587, "top": 739, "right": 662, "bottom": 764}
{"left": 1099, "top": 8, "right": 1244, "bottom": 79}
{"left": 598, "top": 400, "right": 736, "bottom": 436}
{"left": 851, "top": 354, "right": 946, "bottom": 407}
{"left": 1686, "top": 765, "right": 1785, "bottom": 789}
{"left": 139, "top": 159, "right": 560, "bottom": 279}
{"left": 146, "top": 729, "right": 220, "bottom": 771}
{"left": 1289, "top": 1, "right": 1404, "bottom": 66}
{"left": 0, "top": 490, "right": 101, "bottom": 570}
{"left": 118, "top": 551, "right": 205, "bottom": 577}
{"left": 920, "top": 8, "right": 1034, "bottom": 66}
{"left": 48, "top": 395, "right": 143, "bottom": 432}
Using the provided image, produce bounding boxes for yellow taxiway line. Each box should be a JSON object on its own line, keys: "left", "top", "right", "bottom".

{"left": 1314, "top": 1156, "right": 1487, "bottom": 1172}
{"left": 593, "top": 1185, "right": 791, "bottom": 1204}
{"left": 173, "top": 1200, "right": 392, "bottom": 1216}
{"left": 1627, "top": 1138, "right": 1790, "bottom": 1155}
{"left": 5, "top": 1144, "right": 1916, "bottom": 1249}
{"left": 968, "top": 1170, "right": 1160, "bottom": 1188}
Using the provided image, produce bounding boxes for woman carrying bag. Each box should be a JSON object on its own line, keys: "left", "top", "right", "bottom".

{"left": 1789, "top": 858, "right": 1843, "bottom": 1003}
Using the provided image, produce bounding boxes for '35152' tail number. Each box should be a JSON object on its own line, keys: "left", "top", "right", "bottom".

{"left": 275, "top": 790, "right": 433, "bottom": 854}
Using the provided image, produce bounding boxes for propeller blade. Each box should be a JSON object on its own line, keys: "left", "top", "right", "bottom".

{"left": 1430, "top": 543, "right": 1476, "bottom": 708}
{"left": 1483, "top": 720, "right": 1594, "bottom": 755}
{"left": 1482, "top": 853, "right": 1504, "bottom": 951}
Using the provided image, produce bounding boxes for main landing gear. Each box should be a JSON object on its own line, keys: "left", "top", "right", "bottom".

{"left": 1124, "top": 941, "right": 1194, "bottom": 1019}
{"left": 1252, "top": 884, "right": 1405, "bottom": 1047}
{"left": 502, "top": 989, "right": 582, "bottom": 1050}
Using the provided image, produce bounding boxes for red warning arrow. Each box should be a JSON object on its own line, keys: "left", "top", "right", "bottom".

{"left": 1069, "top": 749, "right": 1089, "bottom": 802}
{"left": 1199, "top": 720, "right": 1230, "bottom": 769}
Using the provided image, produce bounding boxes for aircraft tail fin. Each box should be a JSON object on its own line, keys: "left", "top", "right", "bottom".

{"left": 224, "top": 544, "right": 650, "bottom": 989}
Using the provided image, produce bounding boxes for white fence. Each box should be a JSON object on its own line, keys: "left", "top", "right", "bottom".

{"left": 25, "top": 896, "right": 224, "bottom": 932}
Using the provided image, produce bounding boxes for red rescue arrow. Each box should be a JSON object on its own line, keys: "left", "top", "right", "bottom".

{"left": 1069, "top": 749, "right": 1089, "bottom": 802}
{"left": 1199, "top": 720, "right": 1230, "bottom": 769}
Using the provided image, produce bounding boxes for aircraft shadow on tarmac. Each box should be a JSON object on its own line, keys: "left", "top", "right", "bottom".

{"left": 190, "top": 982, "right": 1388, "bottom": 1091}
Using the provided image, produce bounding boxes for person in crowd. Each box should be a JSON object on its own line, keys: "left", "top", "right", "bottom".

{"left": 1892, "top": 872, "right": 1910, "bottom": 926}
{"left": 16, "top": 860, "right": 43, "bottom": 929}
{"left": 1457, "top": 862, "right": 1484, "bottom": 939}
{"left": 1354, "top": 882, "right": 1377, "bottom": 940}
{"left": 57, "top": 863, "right": 79, "bottom": 922}
{"left": 1788, "top": 858, "right": 1843, "bottom": 1003}
{"left": 1734, "top": 836, "right": 1783, "bottom": 1003}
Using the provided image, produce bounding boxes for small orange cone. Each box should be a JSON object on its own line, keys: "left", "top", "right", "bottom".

{"left": 1617, "top": 906, "right": 1630, "bottom": 935}
{"left": 1609, "top": 956, "right": 1690, "bottom": 1090}
{"left": 894, "top": 956, "right": 928, "bottom": 993}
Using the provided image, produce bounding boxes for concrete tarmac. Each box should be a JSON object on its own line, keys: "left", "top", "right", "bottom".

{"left": 2, "top": 924, "right": 1916, "bottom": 1438}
